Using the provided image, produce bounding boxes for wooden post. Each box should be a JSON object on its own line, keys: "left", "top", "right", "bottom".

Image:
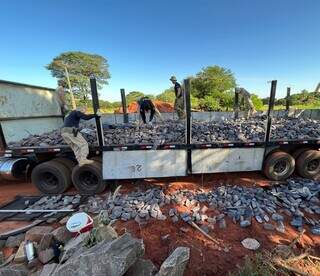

{"left": 64, "top": 66, "right": 77, "bottom": 110}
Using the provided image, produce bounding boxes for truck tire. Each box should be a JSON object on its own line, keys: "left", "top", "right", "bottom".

{"left": 291, "top": 147, "right": 311, "bottom": 160}
{"left": 263, "top": 151, "right": 295, "bottom": 181}
{"left": 54, "top": 157, "right": 76, "bottom": 173}
{"left": 31, "top": 160, "right": 72, "bottom": 194}
{"left": 296, "top": 150, "right": 320, "bottom": 180}
{"left": 72, "top": 161, "right": 105, "bottom": 195}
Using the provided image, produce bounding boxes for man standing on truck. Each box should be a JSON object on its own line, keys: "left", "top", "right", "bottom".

{"left": 235, "top": 87, "right": 257, "bottom": 118}
{"left": 61, "top": 106, "right": 101, "bottom": 165}
{"left": 137, "top": 97, "right": 163, "bottom": 124}
{"left": 170, "top": 76, "right": 186, "bottom": 120}
{"left": 56, "top": 80, "right": 69, "bottom": 116}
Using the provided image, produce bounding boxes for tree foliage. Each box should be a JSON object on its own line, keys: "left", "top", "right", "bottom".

{"left": 251, "top": 94, "right": 264, "bottom": 110}
{"left": 46, "top": 51, "right": 110, "bottom": 99}
{"left": 126, "top": 91, "right": 145, "bottom": 104}
{"left": 156, "top": 88, "right": 175, "bottom": 103}
{"left": 191, "top": 66, "right": 236, "bottom": 99}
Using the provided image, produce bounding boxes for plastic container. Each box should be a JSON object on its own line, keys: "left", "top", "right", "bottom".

{"left": 66, "top": 212, "right": 93, "bottom": 236}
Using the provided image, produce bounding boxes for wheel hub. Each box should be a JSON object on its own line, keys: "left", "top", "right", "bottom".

{"left": 307, "top": 159, "right": 320, "bottom": 172}
{"left": 274, "top": 160, "right": 288, "bottom": 175}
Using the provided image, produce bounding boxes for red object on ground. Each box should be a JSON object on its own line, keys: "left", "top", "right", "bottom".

{"left": 116, "top": 101, "right": 174, "bottom": 113}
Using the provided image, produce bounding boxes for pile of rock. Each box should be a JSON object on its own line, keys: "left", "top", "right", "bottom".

{"left": 0, "top": 215, "right": 190, "bottom": 276}
{"left": 8, "top": 118, "right": 319, "bottom": 148}
{"left": 82, "top": 178, "right": 320, "bottom": 235}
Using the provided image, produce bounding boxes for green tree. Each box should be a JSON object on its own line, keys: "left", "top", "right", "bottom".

{"left": 126, "top": 91, "right": 145, "bottom": 104}
{"left": 199, "top": 96, "right": 221, "bottom": 111}
{"left": 251, "top": 94, "right": 264, "bottom": 110}
{"left": 46, "top": 51, "right": 110, "bottom": 99}
{"left": 156, "top": 88, "right": 175, "bottom": 103}
{"left": 191, "top": 66, "right": 236, "bottom": 99}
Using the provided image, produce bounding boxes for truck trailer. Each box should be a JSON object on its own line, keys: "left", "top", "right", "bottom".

{"left": 0, "top": 78, "right": 319, "bottom": 195}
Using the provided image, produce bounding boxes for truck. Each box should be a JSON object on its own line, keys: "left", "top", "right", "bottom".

{"left": 0, "top": 78, "right": 319, "bottom": 195}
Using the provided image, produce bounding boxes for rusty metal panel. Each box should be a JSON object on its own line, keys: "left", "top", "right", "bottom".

{"left": 103, "top": 150, "right": 187, "bottom": 179}
{"left": 192, "top": 148, "right": 264, "bottom": 173}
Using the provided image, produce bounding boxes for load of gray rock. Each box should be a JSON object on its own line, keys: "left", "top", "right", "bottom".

{"left": 82, "top": 178, "right": 320, "bottom": 235}
{"left": 8, "top": 118, "right": 319, "bottom": 147}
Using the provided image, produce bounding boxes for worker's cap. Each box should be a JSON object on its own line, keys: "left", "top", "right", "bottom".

{"left": 169, "top": 76, "right": 177, "bottom": 81}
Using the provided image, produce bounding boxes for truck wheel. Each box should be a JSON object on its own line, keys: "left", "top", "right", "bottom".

{"left": 31, "top": 160, "right": 72, "bottom": 194}
{"left": 296, "top": 150, "right": 320, "bottom": 180}
{"left": 54, "top": 157, "right": 76, "bottom": 173}
{"left": 72, "top": 161, "right": 105, "bottom": 195}
{"left": 90, "top": 156, "right": 102, "bottom": 163}
{"left": 291, "top": 147, "right": 311, "bottom": 160}
{"left": 263, "top": 151, "right": 295, "bottom": 181}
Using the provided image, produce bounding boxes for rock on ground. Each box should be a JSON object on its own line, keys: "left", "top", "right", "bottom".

{"left": 125, "top": 258, "right": 157, "bottom": 276}
{"left": 157, "top": 247, "right": 190, "bottom": 276}
{"left": 0, "top": 265, "right": 29, "bottom": 276}
{"left": 5, "top": 234, "right": 25, "bottom": 248}
{"left": 39, "top": 263, "right": 57, "bottom": 276}
{"left": 53, "top": 233, "right": 145, "bottom": 276}
{"left": 25, "top": 226, "right": 53, "bottom": 243}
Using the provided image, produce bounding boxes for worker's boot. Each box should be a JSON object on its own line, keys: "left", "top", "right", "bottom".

{"left": 79, "top": 159, "right": 94, "bottom": 166}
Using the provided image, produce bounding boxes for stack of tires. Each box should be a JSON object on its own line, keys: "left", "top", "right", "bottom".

{"left": 31, "top": 157, "right": 105, "bottom": 195}
{"left": 263, "top": 148, "right": 320, "bottom": 181}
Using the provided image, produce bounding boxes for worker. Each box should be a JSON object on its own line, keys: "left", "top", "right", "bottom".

{"left": 56, "top": 80, "right": 69, "bottom": 116}
{"left": 236, "top": 87, "right": 257, "bottom": 118}
{"left": 170, "top": 76, "right": 186, "bottom": 120}
{"left": 61, "top": 106, "right": 101, "bottom": 165}
{"left": 137, "top": 97, "right": 163, "bottom": 124}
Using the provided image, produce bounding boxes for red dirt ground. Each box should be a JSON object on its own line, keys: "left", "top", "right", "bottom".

{"left": 1, "top": 173, "right": 319, "bottom": 275}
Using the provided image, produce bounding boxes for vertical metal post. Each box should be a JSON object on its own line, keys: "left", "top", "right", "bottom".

{"left": 120, "top": 89, "right": 129, "bottom": 123}
{"left": 90, "top": 77, "right": 104, "bottom": 147}
{"left": 234, "top": 88, "right": 239, "bottom": 119}
{"left": 265, "top": 80, "right": 277, "bottom": 143}
{"left": 184, "top": 78, "right": 192, "bottom": 174}
{"left": 286, "top": 87, "right": 291, "bottom": 111}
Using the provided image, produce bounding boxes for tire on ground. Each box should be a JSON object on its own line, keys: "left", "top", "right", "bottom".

{"left": 263, "top": 151, "right": 295, "bottom": 181}
{"left": 72, "top": 161, "right": 105, "bottom": 195}
{"left": 296, "top": 150, "right": 320, "bottom": 180}
{"left": 31, "top": 160, "right": 72, "bottom": 194}
{"left": 291, "top": 147, "right": 311, "bottom": 160}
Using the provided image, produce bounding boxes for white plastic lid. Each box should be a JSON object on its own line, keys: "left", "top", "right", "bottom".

{"left": 66, "top": 212, "right": 91, "bottom": 233}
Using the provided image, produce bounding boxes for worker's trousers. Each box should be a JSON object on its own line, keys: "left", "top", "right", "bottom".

{"left": 174, "top": 96, "right": 186, "bottom": 120}
{"left": 61, "top": 127, "right": 89, "bottom": 164}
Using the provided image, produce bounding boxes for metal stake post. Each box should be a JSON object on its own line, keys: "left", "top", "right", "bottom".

{"left": 286, "top": 87, "right": 291, "bottom": 111}
{"left": 184, "top": 78, "right": 192, "bottom": 174}
{"left": 90, "top": 77, "right": 104, "bottom": 147}
{"left": 120, "top": 89, "right": 129, "bottom": 123}
{"left": 265, "top": 80, "right": 277, "bottom": 143}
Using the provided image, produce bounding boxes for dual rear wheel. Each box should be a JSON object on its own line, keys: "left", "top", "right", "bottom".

{"left": 263, "top": 149, "right": 320, "bottom": 181}
{"left": 31, "top": 157, "right": 105, "bottom": 195}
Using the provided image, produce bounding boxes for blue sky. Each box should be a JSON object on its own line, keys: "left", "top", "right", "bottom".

{"left": 0, "top": 0, "right": 319, "bottom": 101}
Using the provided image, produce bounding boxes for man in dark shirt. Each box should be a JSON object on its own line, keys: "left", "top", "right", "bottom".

{"left": 170, "top": 76, "right": 186, "bottom": 119}
{"left": 61, "top": 106, "right": 100, "bottom": 165}
{"left": 137, "top": 97, "right": 163, "bottom": 124}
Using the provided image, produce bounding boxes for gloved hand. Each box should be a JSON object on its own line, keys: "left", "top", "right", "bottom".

{"left": 96, "top": 109, "right": 102, "bottom": 117}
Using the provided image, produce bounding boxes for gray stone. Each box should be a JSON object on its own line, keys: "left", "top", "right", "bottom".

{"left": 276, "top": 221, "right": 285, "bottom": 233}
{"left": 171, "top": 216, "right": 179, "bottom": 223}
{"left": 40, "top": 263, "right": 57, "bottom": 276}
{"left": 263, "top": 223, "right": 275, "bottom": 231}
{"left": 125, "top": 258, "right": 157, "bottom": 276}
{"left": 0, "top": 240, "right": 5, "bottom": 250}
{"left": 60, "top": 232, "right": 90, "bottom": 261}
{"left": 216, "top": 214, "right": 225, "bottom": 221}
{"left": 240, "top": 220, "right": 251, "bottom": 228}
{"left": 121, "top": 212, "right": 131, "bottom": 221}
{"left": 95, "top": 225, "right": 118, "bottom": 242}
{"left": 157, "top": 247, "right": 190, "bottom": 276}
{"left": 290, "top": 216, "right": 303, "bottom": 228}
{"left": 0, "top": 265, "right": 29, "bottom": 276}
{"left": 310, "top": 226, "right": 320, "bottom": 235}
{"left": 51, "top": 226, "right": 72, "bottom": 244}
{"left": 255, "top": 216, "right": 263, "bottom": 223}
{"left": 53, "top": 233, "right": 144, "bottom": 276}
{"left": 5, "top": 234, "right": 25, "bottom": 248}
{"left": 200, "top": 225, "right": 210, "bottom": 234}
{"left": 219, "top": 219, "right": 227, "bottom": 229}
{"left": 38, "top": 248, "right": 54, "bottom": 264}
{"left": 39, "top": 234, "right": 53, "bottom": 251}
{"left": 271, "top": 213, "right": 284, "bottom": 221}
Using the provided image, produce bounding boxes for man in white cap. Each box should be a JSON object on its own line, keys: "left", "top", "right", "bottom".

{"left": 170, "top": 76, "right": 186, "bottom": 120}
